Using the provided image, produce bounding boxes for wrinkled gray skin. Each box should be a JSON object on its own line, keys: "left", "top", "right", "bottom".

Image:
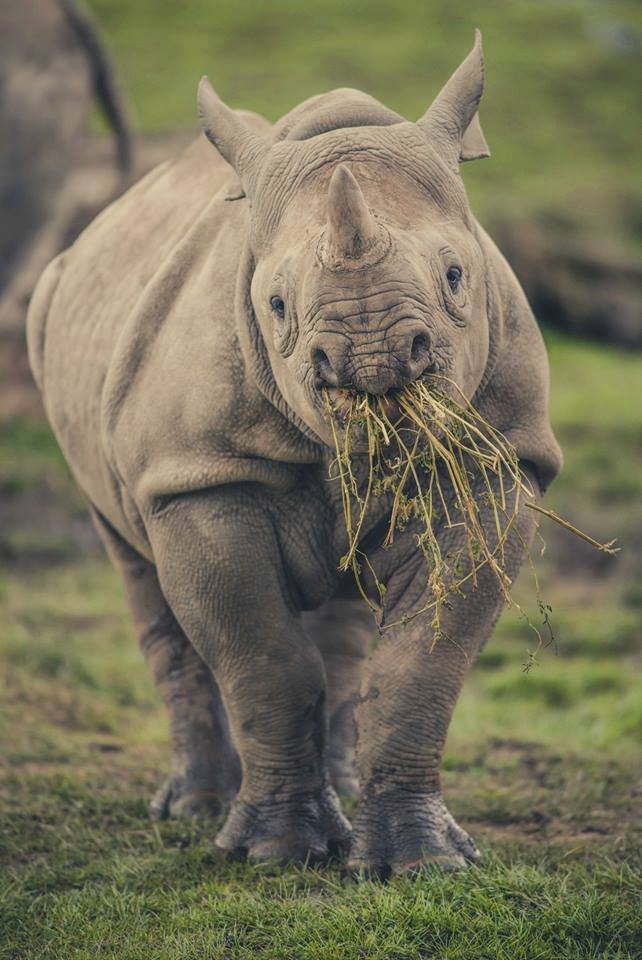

{"left": 0, "top": 0, "right": 132, "bottom": 332}
{"left": 28, "top": 33, "right": 562, "bottom": 875}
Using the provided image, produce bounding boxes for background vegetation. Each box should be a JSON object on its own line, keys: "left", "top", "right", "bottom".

{"left": 1, "top": 1, "right": 640, "bottom": 957}
{"left": 90, "top": 0, "right": 642, "bottom": 249}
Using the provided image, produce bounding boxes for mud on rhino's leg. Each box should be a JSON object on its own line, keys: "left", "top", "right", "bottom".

{"left": 302, "top": 598, "right": 374, "bottom": 798}
{"left": 146, "top": 490, "right": 351, "bottom": 864}
{"left": 90, "top": 508, "right": 240, "bottom": 819}
{"left": 349, "top": 469, "right": 540, "bottom": 877}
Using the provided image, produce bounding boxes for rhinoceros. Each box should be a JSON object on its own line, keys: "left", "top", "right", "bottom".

{"left": 27, "top": 32, "right": 562, "bottom": 875}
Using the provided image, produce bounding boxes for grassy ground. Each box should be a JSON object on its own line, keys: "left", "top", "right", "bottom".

{"left": 1, "top": 332, "right": 640, "bottom": 958}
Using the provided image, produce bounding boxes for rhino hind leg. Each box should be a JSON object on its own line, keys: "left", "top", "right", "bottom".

{"left": 303, "top": 598, "right": 374, "bottom": 799}
{"left": 90, "top": 508, "right": 240, "bottom": 819}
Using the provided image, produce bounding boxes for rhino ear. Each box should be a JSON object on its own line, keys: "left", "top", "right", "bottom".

{"left": 416, "top": 30, "right": 490, "bottom": 167}
{"left": 197, "top": 77, "right": 269, "bottom": 196}
{"left": 459, "top": 110, "right": 490, "bottom": 163}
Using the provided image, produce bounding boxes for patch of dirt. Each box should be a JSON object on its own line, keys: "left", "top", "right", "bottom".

{"left": 449, "top": 738, "right": 642, "bottom": 856}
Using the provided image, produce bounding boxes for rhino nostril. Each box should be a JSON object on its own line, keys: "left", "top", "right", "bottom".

{"left": 312, "top": 346, "right": 339, "bottom": 387}
{"left": 312, "top": 347, "right": 330, "bottom": 368}
{"left": 410, "top": 333, "right": 429, "bottom": 363}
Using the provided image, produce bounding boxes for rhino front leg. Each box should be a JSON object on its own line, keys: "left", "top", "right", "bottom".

{"left": 303, "top": 598, "right": 374, "bottom": 799}
{"left": 349, "top": 470, "right": 539, "bottom": 877}
{"left": 91, "top": 509, "right": 240, "bottom": 819}
{"left": 147, "top": 490, "right": 350, "bottom": 864}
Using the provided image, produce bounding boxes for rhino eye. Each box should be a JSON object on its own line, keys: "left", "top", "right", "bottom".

{"left": 270, "top": 296, "right": 286, "bottom": 319}
{"left": 446, "top": 266, "right": 462, "bottom": 293}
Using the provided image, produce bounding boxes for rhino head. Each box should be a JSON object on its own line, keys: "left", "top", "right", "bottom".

{"left": 198, "top": 31, "right": 492, "bottom": 447}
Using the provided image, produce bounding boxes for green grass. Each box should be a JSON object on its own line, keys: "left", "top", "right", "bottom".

{"left": 87, "top": 0, "right": 642, "bottom": 253}
{"left": 0, "top": 555, "right": 640, "bottom": 958}
{"left": 2, "top": 823, "right": 638, "bottom": 958}
{"left": 538, "top": 331, "right": 642, "bottom": 585}
{"left": 0, "top": 418, "right": 68, "bottom": 493}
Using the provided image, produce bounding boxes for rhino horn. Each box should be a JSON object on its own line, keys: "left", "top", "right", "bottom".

{"left": 326, "top": 164, "right": 379, "bottom": 261}
{"left": 197, "top": 76, "right": 269, "bottom": 196}
{"left": 416, "top": 29, "right": 490, "bottom": 167}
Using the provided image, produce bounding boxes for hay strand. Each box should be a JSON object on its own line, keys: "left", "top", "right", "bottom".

{"left": 324, "top": 376, "right": 617, "bottom": 643}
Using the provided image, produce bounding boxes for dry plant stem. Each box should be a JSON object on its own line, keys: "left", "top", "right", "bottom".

{"left": 374, "top": 405, "right": 450, "bottom": 635}
{"left": 324, "top": 391, "right": 379, "bottom": 615}
{"left": 324, "top": 378, "right": 617, "bottom": 641}
{"left": 326, "top": 384, "right": 524, "bottom": 631}
{"left": 523, "top": 502, "right": 618, "bottom": 555}
{"left": 391, "top": 395, "right": 513, "bottom": 598}
{"left": 428, "top": 379, "right": 617, "bottom": 557}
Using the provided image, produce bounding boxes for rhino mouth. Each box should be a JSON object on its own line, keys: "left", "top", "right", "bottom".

{"left": 321, "top": 371, "right": 459, "bottom": 454}
{"left": 322, "top": 386, "right": 410, "bottom": 457}
{"left": 323, "top": 385, "right": 402, "bottom": 426}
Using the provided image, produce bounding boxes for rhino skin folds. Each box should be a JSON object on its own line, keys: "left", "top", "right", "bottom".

{"left": 27, "top": 32, "right": 562, "bottom": 874}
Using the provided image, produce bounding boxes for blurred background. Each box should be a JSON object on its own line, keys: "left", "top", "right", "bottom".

{"left": 0, "top": 2, "right": 640, "bottom": 951}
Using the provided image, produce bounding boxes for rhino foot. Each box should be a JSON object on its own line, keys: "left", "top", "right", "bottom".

{"left": 347, "top": 789, "right": 480, "bottom": 879}
{"left": 215, "top": 784, "right": 352, "bottom": 864}
{"left": 149, "top": 776, "right": 228, "bottom": 821}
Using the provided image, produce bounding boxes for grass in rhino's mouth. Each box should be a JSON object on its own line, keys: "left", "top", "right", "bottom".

{"left": 323, "top": 377, "right": 617, "bottom": 666}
